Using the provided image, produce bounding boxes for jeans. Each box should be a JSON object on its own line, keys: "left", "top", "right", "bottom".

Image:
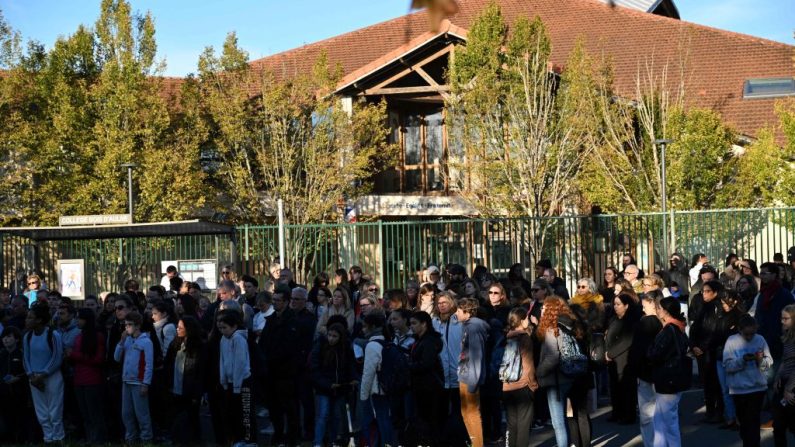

{"left": 30, "top": 371, "right": 65, "bottom": 442}
{"left": 458, "top": 383, "right": 483, "bottom": 447}
{"left": 74, "top": 384, "right": 107, "bottom": 443}
{"left": 360, "top": 394, "right": 395, "bottom": 447}
{"left": 653, "top": 392, "right": 681, "bottom": 447}
{"left": 732, "top": 391, "right": 764, "bottom": 447}
{"left": 121, "top": 382, "right": 152, "bottom": 442}
{"left": 315, "top": 394, "right": 341, "bottom": 445}
{"left": 637, "top": 379, "right": 656, "bottom": 447}
{"left": 716, "top": 360, "right": 737, "bottom": 422}
{"left": 546, "top": 382, "right": 572, "bottom": 447}
{"left": 503, "top": 388, "right": 534, "bottom": 447}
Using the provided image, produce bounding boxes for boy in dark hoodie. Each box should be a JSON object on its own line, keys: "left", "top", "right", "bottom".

{"left": 114, "top": 311, "right": 153, "bottom": 443}
{"left": 456, "top": 297, "right": 490, "bottom": 447}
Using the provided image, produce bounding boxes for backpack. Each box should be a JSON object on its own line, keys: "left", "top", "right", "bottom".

{"left": 499, "top": 338, "right": 522, "bottom": 383}
{"left": 373, "top": 339, "right": 410, "bottom": 395}
{"left": 557, "top": 324, "right": 588, "bottom": 377}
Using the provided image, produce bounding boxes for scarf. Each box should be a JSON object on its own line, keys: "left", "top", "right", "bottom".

{"left": 663, "top": 317, "right": 686, "bottom": 333}
{"left": 760, "top": 280, "right": 781, "bottom": 311}
{"left": 571, "top": 292, "right": 603, "bottom": 310}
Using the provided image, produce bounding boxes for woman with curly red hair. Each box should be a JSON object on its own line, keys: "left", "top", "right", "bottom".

{"left": 535, "top": 296, "right": 588, "bottom": 447}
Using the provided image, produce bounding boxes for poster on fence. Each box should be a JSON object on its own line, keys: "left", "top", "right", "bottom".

{"left": 57, "top": 259, "right": 85, "bottom": 299}
{"left": 160, "top": 259, "right": 218, "bottom": 291}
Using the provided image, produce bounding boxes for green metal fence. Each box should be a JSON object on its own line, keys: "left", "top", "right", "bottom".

{"left": 3, "top": 207, "right": 795, "bottom": 296}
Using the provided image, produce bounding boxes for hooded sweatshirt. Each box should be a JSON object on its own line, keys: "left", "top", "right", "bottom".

{"left": 219, "top": 329, "right": 251, "bottom": 393}
{"left": 56, "top": 319, "right": 80, "bottom": 351}
{"left": 114, "top": 332, "right": 153, "bottom": 386}
{"left": 722, "top": 333, "right": 772, "bottom": 395}
{"left": 458, "top": 316, "right": 490, "bottom": 393}
{"left": 433, "top": 313, "right": 462, "bottom": 388}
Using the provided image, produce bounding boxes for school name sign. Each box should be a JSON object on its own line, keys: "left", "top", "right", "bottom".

{"left": 59, "top": 214, "right": 132, "bottom": 226}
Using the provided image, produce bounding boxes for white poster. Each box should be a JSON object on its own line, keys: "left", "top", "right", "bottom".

{"left": 160, "top": 259, "right": 219, "bottom": 290}
{"left": 57, "top": 259, "right": 85, "bottom": 299}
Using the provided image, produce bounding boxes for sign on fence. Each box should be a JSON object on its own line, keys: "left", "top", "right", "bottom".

{"left": 59, "top": 214, "right": 132, "bottom": 226}
{"left": 57, "top": 259, "right": 85, "bottom": 299}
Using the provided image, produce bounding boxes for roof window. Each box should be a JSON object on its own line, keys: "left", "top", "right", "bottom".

{"left": 743, "top": 77, "right": 795, "bottom": 99}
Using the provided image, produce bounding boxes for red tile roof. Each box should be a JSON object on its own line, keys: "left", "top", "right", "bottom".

{"left": 250, "top": 0, "right": 794, "bottom": 139}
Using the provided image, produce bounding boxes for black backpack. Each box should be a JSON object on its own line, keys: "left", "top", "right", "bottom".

{"left": 373, "top": 339, "right": 410, "bottom": 395}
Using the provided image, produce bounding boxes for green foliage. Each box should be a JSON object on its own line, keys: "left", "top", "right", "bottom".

{"left": 448, "top": 7, "right": 594, "bottom": 257}
{"left": 197, "top": 34, "right": 395, "bottom": 225}
{"left": 667, "top": 108, "right": 735, "bottom": 209}
{"left": 0, "top": 1, "right": 206, "bottom": 225}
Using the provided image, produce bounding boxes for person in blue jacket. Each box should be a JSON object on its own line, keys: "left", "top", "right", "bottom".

{"left": 114, "top": 311, "right": 154, "bottom": 444}
{"left": 456, "top": 297, "right": 490, "bottom": 447}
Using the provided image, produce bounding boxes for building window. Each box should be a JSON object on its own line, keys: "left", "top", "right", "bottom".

{"left": 390, "top": 108, "right": 448, "bottom": 194}
{"left": 743, "top": 78, "right": 795, "bottom": 99}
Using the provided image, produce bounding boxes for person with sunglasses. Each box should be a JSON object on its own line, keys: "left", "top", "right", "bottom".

{"left": 24, "top": 274, "right": 44, "bottom": 308}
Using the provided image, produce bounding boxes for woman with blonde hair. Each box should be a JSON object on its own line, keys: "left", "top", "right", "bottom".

{"left": 317, "top": 288, "right": 355, "bottom": 334}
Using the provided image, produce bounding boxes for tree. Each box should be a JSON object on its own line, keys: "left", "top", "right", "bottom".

{"left": 447, "top": 6, "right": 595, "bottom": 260}
{"left": 720, "top": 99, "right": 795, "bottom": 208}
{"left": 0, "top": 1, "right": 207, "bottom": 225}
{"left": 197, "top": 33, "right": 395, "bottom": 274}
{"left": 578, "top": 60, "right": 737, "bottom": 213}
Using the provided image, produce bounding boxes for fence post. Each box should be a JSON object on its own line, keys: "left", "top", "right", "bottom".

{"left": 278, "top": 199, "right": 286, "bottom": 269}
{"left": 669, "top": 209, "right": 676, "bottom": 254}
{"left": 378, "top": 220, "right": 385, "bottom": 289}
{"left": 244, "top": 224, "right": 250, "bottom": 262}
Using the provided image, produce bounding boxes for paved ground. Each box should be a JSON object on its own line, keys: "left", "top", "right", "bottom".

{"left": 199, "top": 388, "right": 787, "bottom": 446}
{"left": 528, "top": 389, "right": 776, "bottom": 447}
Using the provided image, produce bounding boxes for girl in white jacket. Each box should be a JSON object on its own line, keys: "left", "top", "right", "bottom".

{"left": 722, "top": 314, "right": 772, "bottom": 447}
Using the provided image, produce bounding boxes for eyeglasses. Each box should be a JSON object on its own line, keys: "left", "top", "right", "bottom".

{"left": 642, "top": 282, "right": 653, "bottom": 287}
{"left": 221, "top": 271, "right": 231, "bottom": 275}
{"left": 27, "top": 282, "right": 39, "bottom": 285}
{"left": 488, "top": 291, "right": 501, "bottom": 295}
{"left": 368, "top": 288, "right": 378, "bottom": 292}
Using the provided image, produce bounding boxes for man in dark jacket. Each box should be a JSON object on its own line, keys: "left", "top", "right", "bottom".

{"left": 687, "top": 266, "right": 718, "bottom": 325}
{"left": 289, "top": 287, "right": 318, "bottom": 441}
{"left": 689, "top": 280, "right": 725, "bottom": 423}
{"left": 755, "top": 263, "right": 795, "bottom": 362}
{"left": 259, "top": 290, "right": 301, "bottom": 446}
{"left": 668, "top": 253, "right": 690, "bottom": 299}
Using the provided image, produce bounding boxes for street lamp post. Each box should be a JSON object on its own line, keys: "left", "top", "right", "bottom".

{"left": 120, "top": 163, "right": 137, "bottom": 223}
{"left": 653, "top": 139, "right": 672, "bottom": 260}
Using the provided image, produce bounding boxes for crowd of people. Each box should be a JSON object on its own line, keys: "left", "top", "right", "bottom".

{"left": 1, "top": 252, "right": 795, "bottom": 447}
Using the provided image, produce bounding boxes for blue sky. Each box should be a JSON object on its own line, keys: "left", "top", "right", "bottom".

{"left": 2, "top": 0, "right": 793, "bottom": 77}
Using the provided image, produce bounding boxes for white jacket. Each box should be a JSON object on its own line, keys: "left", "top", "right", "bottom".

{"left": 359, "top": 334, "right": 384, "bottom": 400}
